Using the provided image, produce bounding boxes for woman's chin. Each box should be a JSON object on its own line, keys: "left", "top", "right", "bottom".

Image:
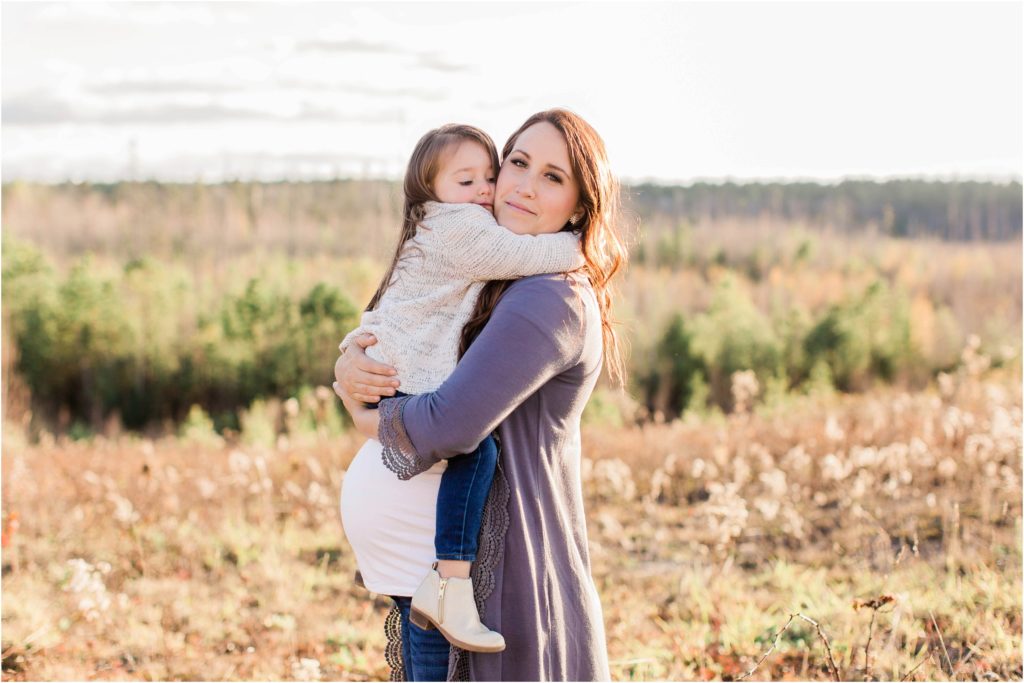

{"left": 496, "top": 213, "right": 534, "bottom": 235}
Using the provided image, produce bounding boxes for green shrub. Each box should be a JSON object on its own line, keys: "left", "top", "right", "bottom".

{"left": 803, "top": 280, "right": 915, "bottom": 391}
{"left": 690, "top": 275, "right": 782, "bottom": 411}
{"left": 640, "top": 313, "right": 707, "bottom": 419}
{"left": 3, "top": 244, "right": 359, "bottom": 433}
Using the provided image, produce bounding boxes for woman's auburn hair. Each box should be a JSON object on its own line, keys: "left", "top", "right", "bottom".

{"left": 459, "top": 109, "right": 629, "bottom": 387}
{"left": 366, "top": 124, "right": 500, "bottom": 312}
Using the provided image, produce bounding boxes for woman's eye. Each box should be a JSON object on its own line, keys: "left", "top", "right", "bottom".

{"left": 545, "top": 173, "right": 563, "bottom": 184}
{"left": 510, "top": 158, "right": 527, "bottom": 168}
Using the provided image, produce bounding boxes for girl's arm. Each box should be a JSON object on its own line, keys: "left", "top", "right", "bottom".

{"left": 372, "top": 275, "right": 589, "bottom": 480}
{"left": 428, "top": 204, "right": 585, "bottom": 281}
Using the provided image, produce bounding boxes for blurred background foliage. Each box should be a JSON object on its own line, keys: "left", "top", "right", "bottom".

{"left": 2, "top": 178, "right": 1020, "bottom": 439}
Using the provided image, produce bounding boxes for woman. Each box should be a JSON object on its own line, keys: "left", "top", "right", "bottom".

{"left": 334, "top": 109, "right": 627, "bottom": 681}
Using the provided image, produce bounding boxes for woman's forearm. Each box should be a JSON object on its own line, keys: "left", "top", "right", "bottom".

{"left": 333, "top": 381, "right": 381, "bottom": 439}
{"left": 379, "top": 276, "right": 584, "bottom": 469}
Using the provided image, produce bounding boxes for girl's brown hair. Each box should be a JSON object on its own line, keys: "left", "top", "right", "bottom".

{"left": 366, "top": 124, "right": 499, "bottom": 311}
{"left": 459, "top": 109, "right": 629, "bottom": 386}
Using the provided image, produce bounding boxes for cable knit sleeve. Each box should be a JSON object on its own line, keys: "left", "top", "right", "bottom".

{"left": 425, "top": 203, "right": 585, "bottom": 281}
{"left": 375, "top": 274, "right": 588, "bottom": 474}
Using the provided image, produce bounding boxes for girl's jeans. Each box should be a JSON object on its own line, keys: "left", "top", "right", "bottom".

{"left": 372, "top": 392, "right": 499, "bottom": 563}
{"left": 391, "top": 596, "right": 450, "bottom": 681}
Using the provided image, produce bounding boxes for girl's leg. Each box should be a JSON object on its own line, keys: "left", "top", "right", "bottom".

{"left": 434, "top": 435, "right": 499, "bottom": 576}
{"left": 407, "top": 616, "right": 452, "bottom": 681}
{"left": 410, "top": 436, "right": 504, "bottom": 653}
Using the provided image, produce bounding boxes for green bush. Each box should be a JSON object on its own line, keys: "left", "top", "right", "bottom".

{"left": 3, "top": 242, "right": 358, "bottom": 433}
{"left": 803, "top": 280, "right": 915, "bottom": 391}
{"left": 690, "top": 275, "right": 782, "bottom": 411}
{"left": 640, "top": 313, "right": 707, "bottom": 418}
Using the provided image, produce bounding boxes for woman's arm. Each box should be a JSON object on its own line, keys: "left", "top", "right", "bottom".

{"left": 333, "top": 383, "right": 380, "bottom": 439}
{"left": 376, "top": 275, "right": 588, "bottom": 480}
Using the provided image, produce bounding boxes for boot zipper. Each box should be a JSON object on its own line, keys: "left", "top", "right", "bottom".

{"left": 438, "top": 577, "right": 448, "bottom": 623}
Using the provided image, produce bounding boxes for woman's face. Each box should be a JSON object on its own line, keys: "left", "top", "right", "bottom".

{"left": 494, "top": 122, "right": 581, "bottom": 236}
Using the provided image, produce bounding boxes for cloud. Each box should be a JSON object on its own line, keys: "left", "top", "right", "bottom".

{"left": 276, "top": 78, "right": 443, "bottom": 102}
{"left": 2, "top": 94, "right": 404, "bottom": 126}
{"left": 292, "top": 38, "right": 470, "bottom": 73}
{"left": 83, "top": 76, "right": 441, "bottom": 102}
{"left": 415, "top": 54, "right": 471, "bottom": 73}
{"left": 33, "top": 2, "right": 247, "bottom": 26}
{"left": 1, "top": 93, "right": 77, "bottom": 125}
{"left": 296, "top": 39, "right": 406, "bottom": 55}
{"left": 88, "top": 81, "right": 248, "bottom": 95}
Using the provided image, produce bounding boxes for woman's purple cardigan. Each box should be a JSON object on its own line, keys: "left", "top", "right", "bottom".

{"left": 377, "top": 273, "right": 611, "bottom": 682}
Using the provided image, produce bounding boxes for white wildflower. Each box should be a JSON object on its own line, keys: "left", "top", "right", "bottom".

{"left": 291, "top": 657, "right": 321, "bottom": 681}
{"left": 758, "top": 469, "right": 787, "bottom": 498}
{"left": 696, "top": 482, "right": 748, "bottom": 548}
{"left": 824, "top": 415, "right": 845, "bottom": 443}
{"left": 821, "top": 453, "right": 851, "bottom": 481}
{"left": 65, "top": 559, "right": 112, "bottom": 622}
{"left": 196, "top": 477, "right": 218, "bottom": 499}
{"left": 937, "top": 457, "right": 958, "bottom": 479}
{"left": 589, "top": 458, "right": 636, "bottom": 502}
{"left": 731, "top": 370, "right": 759, "bottom": 414}
{"left": 108, "top": 493, "right": 140, "bottom": 525}
{"left": 691, "top": 457, "right": 707, "bottom": 479}
{"left": 228, "top": 449, "right": 253, "bottom": 474}
{"left": 754, "top": 498, "right": 780, "bottom": 521}
{"left": 307, "top": 481, "right": 331, "bottom": 507}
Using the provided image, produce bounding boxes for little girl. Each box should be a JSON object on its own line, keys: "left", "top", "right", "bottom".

{"left": 339, "top": 124, "right": 583, "bottom": 653}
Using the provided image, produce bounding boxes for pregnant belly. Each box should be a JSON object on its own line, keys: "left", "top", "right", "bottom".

{"left": 340, "top": 439, "right": 445, "bottom": 596}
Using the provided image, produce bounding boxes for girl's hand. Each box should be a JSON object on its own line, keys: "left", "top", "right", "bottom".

{"left": 333, "top": 333, "right": 400, "bottom": 403}
{"left": 332, "top": 382, "right": 381, "bottom": 440}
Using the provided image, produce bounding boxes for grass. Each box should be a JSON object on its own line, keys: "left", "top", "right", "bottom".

{"left": 2, "top": 366, "right": 1020, "bottom": 681}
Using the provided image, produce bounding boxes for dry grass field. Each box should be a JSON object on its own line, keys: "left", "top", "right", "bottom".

{"left": 2, "top": 357, "right": 1020, "bottom": 681}
{"left": 2, "top": 181, "right": 1021, "bottom": 680}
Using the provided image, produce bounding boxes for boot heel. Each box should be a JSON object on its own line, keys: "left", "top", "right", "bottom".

{"left": 409, "top": 607, "right": 435, "bottom": 631}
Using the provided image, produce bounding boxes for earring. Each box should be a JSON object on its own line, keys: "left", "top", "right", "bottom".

{"left": 569, "top": 214, "right": 580, "bottom": 225}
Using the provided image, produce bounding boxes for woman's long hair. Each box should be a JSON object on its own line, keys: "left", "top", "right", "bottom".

{"left": 459, "top": 109, "right": 629, "bottom": 387}
{"left": 366, "top": 124, "right": 499, "bottom": 312}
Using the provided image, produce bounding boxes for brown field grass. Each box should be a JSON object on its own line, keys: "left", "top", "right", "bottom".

{"left": 2, "top": 362, "right": 1020, "bottom": 681}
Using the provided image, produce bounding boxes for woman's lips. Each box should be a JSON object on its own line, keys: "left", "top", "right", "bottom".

{"left": 505, "top": 200, "right": 535, "bottom": 215}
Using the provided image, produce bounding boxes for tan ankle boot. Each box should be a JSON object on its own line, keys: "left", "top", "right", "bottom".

{"left": 409, "top": 566, "right": 506, "bottom": 653}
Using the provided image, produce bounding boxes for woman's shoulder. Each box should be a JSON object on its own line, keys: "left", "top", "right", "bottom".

{"left": 503, "top": 273, "right": 598, "bottom": 325}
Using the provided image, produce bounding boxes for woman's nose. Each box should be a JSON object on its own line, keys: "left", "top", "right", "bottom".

{"left": 516, "top": 177, "right": 536, "bottom": 198}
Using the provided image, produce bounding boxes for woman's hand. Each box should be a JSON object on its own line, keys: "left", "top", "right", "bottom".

{"left": 333, "top": 383, "right": 381, "bottom": 440}
{"left": 332, "top": 333, "right": 399, "bottom": 440}
{"left": 333, "top": 334, "right": 400, "bottom": 403}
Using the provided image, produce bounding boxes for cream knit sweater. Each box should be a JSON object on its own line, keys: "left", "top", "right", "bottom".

{"left": 340, "top": 201, "right": 585, "bottom": 395}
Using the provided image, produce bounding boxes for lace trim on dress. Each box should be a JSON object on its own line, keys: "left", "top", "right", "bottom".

{"left": 378, "top": 395, "right": 434, "bottom": 480}
{"left": 384, "top": 602, "right": 406, "bottom": 681}
{"left": 448, "top": 441, "right": 511, "bottom": 682}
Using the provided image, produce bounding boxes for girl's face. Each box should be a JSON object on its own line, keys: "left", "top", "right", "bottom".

{"left": 432, "top": 140, "right": 496, "bottom": 211}
{"left": 494, "top": 122, "right": 581, "bottom": 235}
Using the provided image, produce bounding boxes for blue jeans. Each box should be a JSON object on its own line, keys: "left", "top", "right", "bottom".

{"left": 435, "top": 434, "right": 498, "bottom": 562}
{"left": 373, "top": 392, "right": 499, "bottom": 563}
{"left": 392, "top": 596, "right": 450, "bottom": 681}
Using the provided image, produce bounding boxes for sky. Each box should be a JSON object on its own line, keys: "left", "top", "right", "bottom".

{"left": 2, "top": 1, "right": 1022, "bottom": 184}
